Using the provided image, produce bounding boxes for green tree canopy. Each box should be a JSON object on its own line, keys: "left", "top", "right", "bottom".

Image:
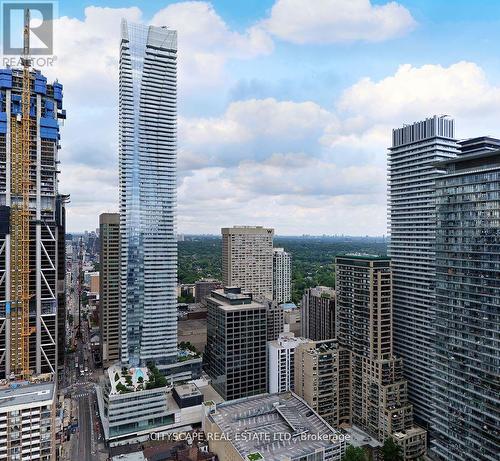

{"left": 342, "top": 445, "right": 367, "bottom": 461}
{"left": 382, "top": 438, "right": 403, "bottom": 461}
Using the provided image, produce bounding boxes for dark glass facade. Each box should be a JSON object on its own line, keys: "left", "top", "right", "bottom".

{"left": 432, "top": 151, "right": 500, "bottom": 461}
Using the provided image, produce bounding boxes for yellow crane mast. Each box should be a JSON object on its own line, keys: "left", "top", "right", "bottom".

{"left": 10, "top": 8, "right": 33, "bottom": 379}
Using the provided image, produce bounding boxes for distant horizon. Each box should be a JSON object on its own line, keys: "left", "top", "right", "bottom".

{"left": 67, "top": 230, "right": 388, "bottom": 239}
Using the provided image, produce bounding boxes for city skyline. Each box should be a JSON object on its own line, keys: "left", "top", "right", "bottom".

{"left": 38, "top": 0, "right": 500, "bottom": 235}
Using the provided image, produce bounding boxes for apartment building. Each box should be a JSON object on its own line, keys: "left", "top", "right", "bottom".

{"left": 222, "top": 226, "right": 274, "bottom": 299}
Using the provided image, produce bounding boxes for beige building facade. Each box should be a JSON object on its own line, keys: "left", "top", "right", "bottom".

{"left": 222, "top": 226, "right": 274, "bottom": 299}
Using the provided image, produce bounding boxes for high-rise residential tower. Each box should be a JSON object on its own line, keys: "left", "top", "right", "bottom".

{"left": 431, "top": 146, "right": 500, "bottom": 461}
{"left": 388, "top": 116, "right": 458, "bottom": 426}
{"left": 335, "top": 255, "right": 427, "bottom": 459}
{"left": 300, "top": 286, "right": 336, "bottom": 340}
{"left": 119, "top": 21, "right": 178, "bottom": 366}
{"left": 99, "top": 213, "right": 120, "bottom": 367}
{"left": 272, "top": 247, "right": 291, "bottom": 303}
{"left": 222, "top": 226, "right": 274, "bottom": 299}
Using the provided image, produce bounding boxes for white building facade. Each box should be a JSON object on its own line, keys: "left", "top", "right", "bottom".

{"left": 268, "top": 333, "right": 307, "bottom": 393}
{"left": 272, "top": 247, "right": 291, "bottom": 303}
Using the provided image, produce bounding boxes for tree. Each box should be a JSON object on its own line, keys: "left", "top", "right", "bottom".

{"left": 382, "top": 438, "right": 403, "bottom": 461}
{"left": 342, "top": 445, "right": 367, "bottom": 461}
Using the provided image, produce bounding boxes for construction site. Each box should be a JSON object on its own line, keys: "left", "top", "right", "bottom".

{"left": 0, "top": 10, "right": 66, "bottom": 460}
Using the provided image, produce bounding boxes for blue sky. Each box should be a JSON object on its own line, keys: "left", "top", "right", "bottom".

{"left": 40, "top": 0, "right": 500, "bottom": 234}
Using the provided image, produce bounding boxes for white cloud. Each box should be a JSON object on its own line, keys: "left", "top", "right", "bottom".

{"left": 179, "top": 98, "right": 335, "bottom": 170}
{"left": 262, "top": 0, "right": 416, "bottom": 44}
{"left": 151, "top": 1, "right": 273, "bottom": 87}
{"left": 338, "top": 61, "right": 500, "bottom": 123}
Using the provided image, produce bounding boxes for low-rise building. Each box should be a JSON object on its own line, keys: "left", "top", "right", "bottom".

{"left": 202, "top": 392, "right": 347, "bottom": 461}
{"left": 97, "top": 365, "right": 222, "bottom": 447}
{"left": 195, "top": 279, "right": 222, "bottom": 304}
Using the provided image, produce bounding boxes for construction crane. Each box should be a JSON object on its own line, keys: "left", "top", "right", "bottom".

{"left": 9, "top": 8, "right": 34, "bottom": 379}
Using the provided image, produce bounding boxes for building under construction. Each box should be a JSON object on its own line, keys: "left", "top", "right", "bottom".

{"left": 0, "top": 65, "right": 66, "bottom": 380}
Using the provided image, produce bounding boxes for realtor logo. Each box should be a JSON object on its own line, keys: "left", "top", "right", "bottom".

{"left": 2, "top": 2, "right": 54, "bottom": 55}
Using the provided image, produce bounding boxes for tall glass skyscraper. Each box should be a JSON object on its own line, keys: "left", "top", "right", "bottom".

{"left": 388, "top": 116, "right": 458, "bottom": 427}
{"left": 432, "top": 143, "right": 500, "bottom": 461}
{"left": 119, "top": 21, "right": 178, "bottom": 366}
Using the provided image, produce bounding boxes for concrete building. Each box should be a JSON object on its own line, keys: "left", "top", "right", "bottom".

{"left": 195, "top": 279, "right": 221, "bottom": 304}
{"left": 294, "top": 339, "right": 351, "bottom": 428}
{"left": 0, "top": 382, "right": 56, "bottom": 460}
{"left": 388, "top": 116, "right": 459, "bottom": 427}
{"left": 119, "top": 21, "right": 178, "bottom": 366}
{"left": 265, "top": 299, "right": 285, "bottom": 341}
{"left": 222, "top": 226, "right": 274, "bottom": 299}
{"left": 273, "top": 247, "right": 291, "bottom": 303}
{"left": 99, "top": 213, "right": 120, "bottom": 367}
{"left": 268, "top": 333, "right": 307, "bottom": 393}
{"left": 335, "top": 255, "right": 426, "bottom": 459}
{"left": 0, "top": 67, "right": 65, "bottom": 379}
{"left": 300, "top": 286, "right": 336, "bottom": 341}
{"left": 204, "top": 287, "right": 267, "bottom": 401}
{"left": 431, "top": 147, "right": 500, "bottom": 461}
{"left": 97, "top": 366, "right": 221, "bottom": 447}
{"left": 202, "top": 392, "right": 347, "bottom": 461}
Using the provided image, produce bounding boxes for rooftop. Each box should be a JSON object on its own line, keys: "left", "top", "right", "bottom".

{"left": 206, "top": 392, "right": 345, "bottom": 461}
{"left": 107, "top": 364, "right": 151, "bottom": 394}
{"left": 208, "top": 288, "right": 266, "bottom": 311}
{"left": 174, "top": 383, "right": 203, "bottom": 399}
{"left": 337, "top": 253, "right": 390, "bottom": 261}
{"left": 0, "top": 382, "right": 55, "bottom": 409}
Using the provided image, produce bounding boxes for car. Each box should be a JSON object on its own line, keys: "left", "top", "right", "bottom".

{"left": 84, "top": 367, "right": 88, "bottom": 372}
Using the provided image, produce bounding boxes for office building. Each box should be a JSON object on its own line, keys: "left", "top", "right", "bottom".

{"left": 204, "top": 287, "right": 267, "bottom": 400}
{"left": 300, "top": 286, "right": 336, "bottom": 340}
{"left": 294, "top": 339, "right": 351, "bottom": 428}
{"left": 222, "top": 226, "right": 273, "bottom": 299}
{"left": 431, "top": 148, "right": 500, "bottom": 461}
{"left": 195, "top": 279, "right": 221, "bottom": 304}
{"left": 202, "top": 392, "right": 347, "bottom": 461}
{"left": 0, "top": 382, "right": 56, "bottom": 460}
{"left": 273, "top": 247, "right": 291, "bottom": 303}
{"left": 388, "top": 116, "right": 459, "bottom": 426}
{"left": 336, "top": 255, "right": 426, "bottom": 459}
{"left": 99, "top": 213, "right": 120, "bottom": 367}
{"left": 268, "top": 332, "right": 307, "bottom": 393}
{"left": 119, "top": 21, "right": 178, "bottom": 366}
{"left": 0, "top": 66, "right": 65, "bottom": 379}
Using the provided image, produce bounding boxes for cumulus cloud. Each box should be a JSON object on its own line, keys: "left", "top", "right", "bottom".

{"left": 262, "top": 0, "right": 416, "bottom": 44}
{"left": 338, "top": 61, "right": 500, "bottom": 123}
{"left": 179, "top": 98, "right": 335, "bottom": 170}
{"left": 151, "top": 1, "right": 273, "bottom": 87}
{"left": 329, "top": 61, "right": 500, "bottom": 153}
